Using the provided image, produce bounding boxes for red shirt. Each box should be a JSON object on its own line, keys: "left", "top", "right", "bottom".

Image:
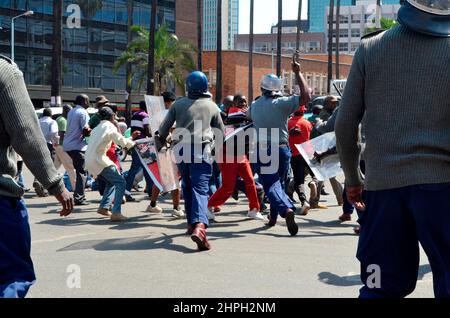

{"left": 228, "top": 107, "right": 243, "bottom": 114}
{"left": 106, "top": 143, "right": 121, "bottom": 172}
{"left": 288, "top": 115, "right": 313, "bottom": 157}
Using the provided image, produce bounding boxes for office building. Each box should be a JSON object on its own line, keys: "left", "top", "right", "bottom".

{"left": 203, "top": 0, "right": 239, "bottom": 50}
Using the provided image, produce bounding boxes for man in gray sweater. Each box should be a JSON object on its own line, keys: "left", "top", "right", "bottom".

{"left": 335, "top": 0, "right": 450, "bottom": 298}
{"left": 157, "top": 71, "right": 225, "bottom": 252}
{"left": 0, "top": 55, "right": 73, "bottom": 298}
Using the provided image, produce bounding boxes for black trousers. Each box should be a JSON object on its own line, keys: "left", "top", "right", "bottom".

{"left": 67, "top": 150, "right": 87, "bottom": 203}
{"left": 290, "top": 155, "right": 314, "bottom": 204}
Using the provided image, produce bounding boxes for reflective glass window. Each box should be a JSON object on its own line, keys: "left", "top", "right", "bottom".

{"left": 89, "top": 27, "right": 102, "bottom": 53}
{"left": 73, "top": 61, "right": 87, "bottom": 87}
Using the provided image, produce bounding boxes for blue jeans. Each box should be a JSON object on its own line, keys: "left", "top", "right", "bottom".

{"left": 254, "top": 144, "right": 295, "bottom": 221}
{"left": 209, "top": 161, "right": 222, "bottom": 195}
{"left": 98, "top": 166, "right": 126, "bottom": 214}
{"left": 177, "top": 147, "right": 212, "bottom": 227}
{"left": 0, "top": 196, "right": 35, "bottom": 298}
{"left": 358, "top": 183, "right": 450, "bottom": 298}
{"left": 125, "top": 149, "right": 154, "bottom": 195}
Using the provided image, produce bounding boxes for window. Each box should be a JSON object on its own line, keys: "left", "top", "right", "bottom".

{"left": 73, "top": 28, "right": 88, "bottom": 53}
{"left": 351, "top": 42, "right": 360, "bottom": 51}
{"left": 115, "top": 0, "right": 128, "bottom": 25}
{"left": 43, "top": 22, "right": 53, "bottom": 49}
{"left": 73, "top": 61, "right": 87, "bottom": 88}
{"left": 89, "top": 28, "right": 102, "bottom": 53}
{"left": 88, "top": 63, "right": 101, "bottom": 88}
{"left": 63, "top": 58, "right": 73, "bottom": 87}
{"left": 351, "top": 29, "right": 361, "bottom": 38}
{"left": 351, "top": 15, "right": 361, "bottom": 23}
{"left": 115, "top": 31, "right": 127, "bottom": 56}
{"left": 102, "top": 29, "right": 115, "bottom": 54}
{"left": 102, "top": 62, "right": 114, "bottom": 90}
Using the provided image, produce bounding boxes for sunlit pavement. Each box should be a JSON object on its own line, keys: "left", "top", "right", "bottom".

{"left": 22, "top": 163, "right": 434, "bottom": 298}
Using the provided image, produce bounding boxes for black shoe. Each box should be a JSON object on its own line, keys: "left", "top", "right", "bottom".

{"left": 321, "top": 189, "right": 329, "bottom": 196}
{"left": 265, "top": 215, "right": 276, "bottom": 227}
{"left": 231, "top": 190, "right": 239, "bottom": 201}
{"left": 285, "top": 210, "right": 298, "bottom": 236}
{"left": 125, "top": 195, "right": 136, "bottom": 202}
{"left": 74, "top": 200, "right": 89, "bottom": 206}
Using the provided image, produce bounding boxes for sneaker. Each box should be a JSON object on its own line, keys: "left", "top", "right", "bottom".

{"left": 285, "top": 210, "right": 298, "bottom": 236}
{"left": 172, "top": 208, "right": 185, "bottom": 219}
{"left": 97, "top": 208, "right": 112, "bottom": 217}
{"left": 339, "top": 213, "right": 352, "bottom": 222}
{"left": 110, "top": 213, "right": 128, "bottom": 222}
{"left": 247, "top": 209, "right": 265, "bottom": 220}
{"left": 125, "top": 195, "right": 136, "bottom": 202}
{"left": 299, "top": 202, "right": 310, "bottom": 216}
{"left": 207, "top": 207, "right": 216, "bottom": 220}
{"left": 146, "top": 205, "right": 163, "bottom": 213}
{"left": 310, "top": 203, "right": 328, "bottom": 209}
{"left": 33, "top": 181, "right": 48, "bottom": 197}
{"left": 74, "top": 200, "right": 89, "bottom": 206}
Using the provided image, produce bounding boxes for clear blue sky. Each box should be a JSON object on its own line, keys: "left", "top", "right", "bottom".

{"left": 239, "top": 0, "right": 309, "bottom": 34}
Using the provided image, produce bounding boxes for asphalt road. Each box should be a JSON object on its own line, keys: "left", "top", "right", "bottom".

{"left": 19, "top": 164, "right": 434, "bottom": 298}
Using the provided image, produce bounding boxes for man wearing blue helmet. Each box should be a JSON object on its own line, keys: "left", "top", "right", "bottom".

{"left": 157, "top": 71, "right": 225, "bottom": 251}
{"left": 336, "top": 0, "right": 450, "bottom": 298}
{"left": 248, "top": 60, "right": 311, "bottom": 236}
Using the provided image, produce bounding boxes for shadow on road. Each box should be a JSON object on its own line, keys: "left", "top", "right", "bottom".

{"left": 317, "top": 264, "right": 432, "bottom": 287}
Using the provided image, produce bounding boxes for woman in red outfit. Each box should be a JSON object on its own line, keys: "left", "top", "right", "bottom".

{"left": 208, "top": 95, "right": 264, "bottom": 220}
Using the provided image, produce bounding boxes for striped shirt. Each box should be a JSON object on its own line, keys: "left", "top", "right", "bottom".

{"left": 130, "top": 110, "right": 149, "bottom": 139}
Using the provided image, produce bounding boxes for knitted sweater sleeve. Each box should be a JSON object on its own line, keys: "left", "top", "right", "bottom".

{"left": 0, "top": 64, "right": 64, "bottom": 195}
{"left": 335, "top": 46, "right": 366, "bottom": 187}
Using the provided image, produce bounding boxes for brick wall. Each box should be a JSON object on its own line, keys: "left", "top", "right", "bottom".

{"left": 202, "top": 51, "right": 352, "bottom": 101}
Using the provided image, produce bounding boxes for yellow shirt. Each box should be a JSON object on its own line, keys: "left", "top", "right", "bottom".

{"left": 85, "top": 120, "right": 135, "bottom": 177}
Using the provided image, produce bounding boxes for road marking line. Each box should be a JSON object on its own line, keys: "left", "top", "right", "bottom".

{"left": 32, "top": 232, "right": 101, "bottom": 244}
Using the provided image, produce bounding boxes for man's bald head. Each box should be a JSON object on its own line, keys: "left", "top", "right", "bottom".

{"left": 75, "top": 94, "right": 90, "bottom": 109}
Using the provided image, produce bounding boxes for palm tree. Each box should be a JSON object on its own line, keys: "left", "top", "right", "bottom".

{"left": 335, "top": 0, "right": 340, "bottom": 79}
{"left": 113, "top": 24, "right": 196, "bottom": 95}
{"left": 73, "top": 0, "right": 103, "bottom": 20}
{"left": 147, "top": 0, "right": 158, "bottom": 95}
{"left": 216, "top": 0, "right": 223, "bottom": 104}
{"left": 51, "top": 0, "right": 62, "bottom": 107}
{"left": 276, "top": 0, "right": 282, "bottom": 77}
{"left": 125, "top": 0, "right": 134, "bottom": 125}
{"left": 248, "top": 0, "right": 254, "bottom": 102}
{"left": 197, "top": 0, "right": 203, "bottom": 70}
{"left": 327, "top": 0, "right": 335, "bottom": 93}
{"left": 296, "top": 0, "right": 303, "bottom": 51}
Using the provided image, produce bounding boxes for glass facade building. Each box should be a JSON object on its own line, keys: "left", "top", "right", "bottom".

{"left": 0, "top": 0, "right": 175, "bottom": 106}
{"left": 308, "top": 0, "right": 356, "bottom": 33}
{"left": 203, "top": 0, "right": 238, "bottom": 51}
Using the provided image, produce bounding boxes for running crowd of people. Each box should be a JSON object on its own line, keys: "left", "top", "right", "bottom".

{"left": 0, "top": 0, "right": 448, "bottom": 298}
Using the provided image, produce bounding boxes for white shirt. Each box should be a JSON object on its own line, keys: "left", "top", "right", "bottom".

{"left": 39, "top": 116, "right": 59, "bottom": 145}
{"left": 85, "top": 120, "right": 135, "bottom": 177}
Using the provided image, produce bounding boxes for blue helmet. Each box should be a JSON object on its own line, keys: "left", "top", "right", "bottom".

{"left": 186, "top": 71, "right": 209, "bottom": 94}
{"left": 398, "top": 0, "right": 450, "bottom": 37}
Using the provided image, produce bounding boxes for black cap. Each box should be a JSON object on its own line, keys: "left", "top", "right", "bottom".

{"left": 162, "top": 91, "right": 176, "bottom": 102}
{"left": 99, "top": 106, "right": 115, "bottom": 121}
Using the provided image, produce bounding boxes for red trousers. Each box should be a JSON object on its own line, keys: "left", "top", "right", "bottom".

{"left": 208, "top": 157, "right": 260, "bottom": 211}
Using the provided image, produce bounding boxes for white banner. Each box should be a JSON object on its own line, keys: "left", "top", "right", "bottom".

{"left": 296, "top": 132, "right": 343, "bottom": 181}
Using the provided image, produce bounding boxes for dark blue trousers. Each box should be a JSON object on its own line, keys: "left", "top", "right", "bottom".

{"left": 358, "top": 183, "right": 450, "bottom": 298}
{"left": 178, "top": 148, "right": 212, "bottom": 228}
{"left": 254, "top": 144, "right": 295, "bottom": 221}
{"left": 0, "top": 196, "right": 35, "bottom": 298}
